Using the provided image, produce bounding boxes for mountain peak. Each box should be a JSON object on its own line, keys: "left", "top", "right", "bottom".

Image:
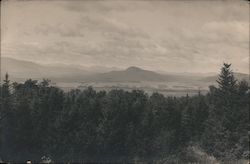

{"left": 126, "top": 66, "right": 143, "bottom": 72}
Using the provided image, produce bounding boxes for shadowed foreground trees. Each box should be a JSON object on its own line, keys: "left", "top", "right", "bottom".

{"left": 0, "top": 63, "right": 249, "bottom": 162}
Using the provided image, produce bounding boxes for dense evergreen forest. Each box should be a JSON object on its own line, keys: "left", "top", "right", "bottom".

{"left": 0, "top": 63, "right": 249, "bottom": 163}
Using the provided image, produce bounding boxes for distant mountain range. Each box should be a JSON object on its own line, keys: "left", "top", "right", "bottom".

{"left": 1, "top": 57, "right": 88, "bottom": 80}
{"left": 1, "top": 57, "right": 249, "bottom": 84}
{"left": 1, "top": 57, "right": 120, "bottom": 82}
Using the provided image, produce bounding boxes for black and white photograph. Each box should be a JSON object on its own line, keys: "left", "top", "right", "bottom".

{"left": 0, "top": 0, "right": 249, "bottom": 163}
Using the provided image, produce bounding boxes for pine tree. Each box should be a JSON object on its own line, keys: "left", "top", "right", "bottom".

{"left": 202, "top": 63, "right": 249, "bottom": 160}
{"left": 2, "top": 73, "right": 10, "bottom": 98}
{"left": 0, "top": 73, "right": 13, "bottom": 158}
{"left": 216, "top": 63, "right": 237, "bottom": 96}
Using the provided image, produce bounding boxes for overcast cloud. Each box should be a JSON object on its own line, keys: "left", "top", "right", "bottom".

{"left": 1, "top": 0, "right": 249, "bottom": 73}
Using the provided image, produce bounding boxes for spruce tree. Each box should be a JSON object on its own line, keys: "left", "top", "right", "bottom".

{"left": 1, "top": 73, "right": 13, "bottom": 158}
{"left": 216, "top": 63, "right": 237, "bottom": 96}
{"left": 202, "top": 63, "right": 249, "bottom": 160}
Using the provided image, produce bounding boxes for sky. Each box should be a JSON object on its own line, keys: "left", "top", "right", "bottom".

{"left": 1, "top": 0, "right": 249, "bottom": 73}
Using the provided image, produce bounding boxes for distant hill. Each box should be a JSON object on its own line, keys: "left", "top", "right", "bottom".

{"left": 200, "top": 72, "right": 249, "bottom": 83}
{"left": 80, "top": 66, "right": 201, "bottom": 82}
{"left": 157, "top": 70, "right": 217, "bottom": 77}
{"left": 82, "top": 66, "right": 166, "bottom": 82}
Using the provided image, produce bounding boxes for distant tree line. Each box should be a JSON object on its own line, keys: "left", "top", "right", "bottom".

{"left": 0, "top": 63, "right": 249, "bottom": 162}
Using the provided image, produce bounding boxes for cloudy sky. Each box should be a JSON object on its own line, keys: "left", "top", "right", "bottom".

{"left": 1, "top": 0, "right": 249, "bottom": 73}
